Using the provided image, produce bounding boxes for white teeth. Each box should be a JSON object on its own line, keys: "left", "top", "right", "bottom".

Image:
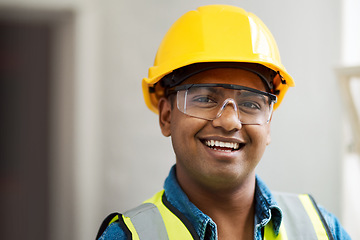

{"left": 205, "top": 140, "right": 240, "bottom": 150}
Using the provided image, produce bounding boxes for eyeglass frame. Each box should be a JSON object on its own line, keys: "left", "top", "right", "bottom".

{"left": 167, "top": 83, "right": 278, "bottom": 125}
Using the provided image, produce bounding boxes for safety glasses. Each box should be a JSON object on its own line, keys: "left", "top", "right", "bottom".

{"left": 173, "top": 83, "right": 277, "bottom": 125}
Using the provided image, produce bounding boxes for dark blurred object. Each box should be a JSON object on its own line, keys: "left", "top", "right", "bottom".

{"left": 0, "top": 19, "right": 51, "bottom": 240}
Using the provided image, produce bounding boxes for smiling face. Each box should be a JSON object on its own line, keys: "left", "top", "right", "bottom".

{"left": 158, "top": 68, "right": 272, "bottom": 192}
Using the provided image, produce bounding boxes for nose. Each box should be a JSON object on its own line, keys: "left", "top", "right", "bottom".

{"left": 211, "top": 99, "right": 242, "bottom": 131}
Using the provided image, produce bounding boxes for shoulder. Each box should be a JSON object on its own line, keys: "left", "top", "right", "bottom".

{"left": 255, "top": 176, "right": 352, "bottom": 239}
{"left": 96, "top": 212, "right": 128, "bottom": 240}
{"left": 97, "top": 191, "right": 165, "bottom": 240}
{"left": 97, "top": 221, "right": 127, "bottom": 240}
{"left": 318, "top": 205, "right": 352, "bottom": 240}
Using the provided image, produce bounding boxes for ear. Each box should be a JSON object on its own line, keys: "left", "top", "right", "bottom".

{"left": 266, "top": 128, "right": 271, "bottom": 146}
{"left": 266, "top": 115, "right": 272, "bottom": 146}
{"left": 158, "top": 97, "right": 172, "bottom": 137}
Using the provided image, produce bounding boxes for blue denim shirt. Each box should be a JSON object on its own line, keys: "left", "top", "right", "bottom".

{"left": 98, "top": 165, "right": 351, "bottom": 240}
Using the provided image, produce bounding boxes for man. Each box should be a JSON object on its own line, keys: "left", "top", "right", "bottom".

{"left": 97, "top": 5, "right": 351, "bottom": 239}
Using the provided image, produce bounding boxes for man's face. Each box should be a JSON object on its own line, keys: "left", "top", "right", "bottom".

{"left": 158, "top": 68, "right": 272, "bottom": 191}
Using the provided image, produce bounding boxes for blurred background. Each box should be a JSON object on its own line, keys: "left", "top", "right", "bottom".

{"left": 0, "top": 0, "right": 359, "bottom": 239}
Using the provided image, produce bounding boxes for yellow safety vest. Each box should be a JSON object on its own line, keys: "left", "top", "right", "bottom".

{"left": 97, "top": 190, "right": 334, "bottom": 240}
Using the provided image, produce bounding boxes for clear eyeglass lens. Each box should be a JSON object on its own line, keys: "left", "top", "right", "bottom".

{"left": 176, "top": 86, "right": 274, "bottom": 125}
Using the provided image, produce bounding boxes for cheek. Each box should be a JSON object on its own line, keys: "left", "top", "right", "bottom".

{"left": 170, "top": 113, "right": 207, "bottom": 154}
{"left": 246, "top": 125, "right": 271, "bottom": 151}
{"left": 170, "top": 122, "right": 194, "bottom": 165}
{"left": 169, "top": 114, "right": 192, "bottom": 153}
{"left": 170, "top": 110, "right": 206, "bottom": 136}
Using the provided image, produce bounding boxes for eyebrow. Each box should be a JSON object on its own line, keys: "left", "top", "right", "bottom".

{"left": 197, "top": 86, "right": 222, "bottom": 94}
{"left": 238, "top": 91, "right": 267, "bottom": 104}
{"left": 176, "top": 83, "right": 275, "bottom": 103}
{"left": 195, "top": 86, "right": 268, "bottom": 105}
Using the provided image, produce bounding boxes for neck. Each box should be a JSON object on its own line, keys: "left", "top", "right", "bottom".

{"left": 184, "top": 176, "right": 256, "bottom": 215}
{"left": 176, "top": 168, "right": 256, "bottom": 239}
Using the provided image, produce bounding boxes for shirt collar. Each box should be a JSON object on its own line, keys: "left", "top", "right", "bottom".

{"left": 254, "top": 176, "right": 283, "bottom": 235}
{"left": 164, "top": 165, "right": 217, "bottom": 240}
{"left": 163, "top": 165, "right": 283, "bottom": 238}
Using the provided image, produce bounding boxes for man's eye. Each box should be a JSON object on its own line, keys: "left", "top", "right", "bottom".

{"left": 239, "top": 102, "right": 260, "bottom": 110}
{"left": 193, "top": 96, "right": 215, "bottom": 103}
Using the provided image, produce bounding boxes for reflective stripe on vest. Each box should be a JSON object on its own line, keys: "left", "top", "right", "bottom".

{"left": 112, "top": 191, "right": 332, "bottom": 239}
{"left": 123, "top": 203, "right": 168, "bottom": 240}
{"left": 121, "top": 190, "right": 197, "bottom": 240}
{"left": 264, "top": 193, "right": 333, "bottom": 240}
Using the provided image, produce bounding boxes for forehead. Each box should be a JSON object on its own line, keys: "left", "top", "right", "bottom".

{"left": 182, "top": 68, "right": 267, "bottom": 91}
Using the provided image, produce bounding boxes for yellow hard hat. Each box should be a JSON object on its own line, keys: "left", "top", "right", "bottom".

{"left": 142, "top": 4, "right": 295, "bottom": 113}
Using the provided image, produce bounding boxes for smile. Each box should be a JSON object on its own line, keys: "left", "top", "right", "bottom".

{"left": 204, "top": 140, "right": 241, "bottom": 152}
